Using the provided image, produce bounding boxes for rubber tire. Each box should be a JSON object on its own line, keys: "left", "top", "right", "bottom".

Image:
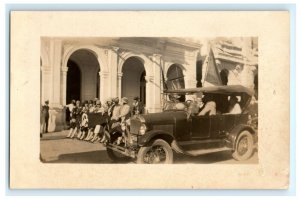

{"left": 137, "top": 139, "right": 173, "bottom": 164}
{"left": 232, "top": 130, "right": 254, "bottom": 161}
{"left": 106, "top": 148, "right": 131, "bottom": 163}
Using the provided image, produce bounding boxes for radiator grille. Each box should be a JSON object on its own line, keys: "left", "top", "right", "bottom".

{"left": 130, "top": 119, "right": 142, "bottom": 135}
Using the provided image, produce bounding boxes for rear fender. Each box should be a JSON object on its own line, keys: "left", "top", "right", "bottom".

{"left": 226, "top": 124, "right": 256, "bottom": 149}
{"left": 138, "top": 130, "right": 174, "bottom": 146}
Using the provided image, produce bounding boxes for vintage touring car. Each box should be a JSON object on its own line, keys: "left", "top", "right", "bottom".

{"left": 105, "top": 85, "right": 258, "bottom": 164}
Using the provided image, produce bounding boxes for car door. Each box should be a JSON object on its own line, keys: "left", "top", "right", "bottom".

{"left": 218, "top": 114, "right": 238, "bottom": 135}
{"left": 209, "top": 115, "right": 223, "bottom": 138}
{"left": 190, "top": 115, "right": 210, "bottom": 139}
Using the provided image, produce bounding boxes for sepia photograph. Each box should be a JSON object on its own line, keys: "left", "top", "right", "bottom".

{"left": 40, "top": 37, "right": 258, "bottom": 164}
{"left": 10, "top": 11, "right": 289, "bottom": 189}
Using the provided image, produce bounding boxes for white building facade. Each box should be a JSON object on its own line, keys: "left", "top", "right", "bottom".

{"left": 40, "top": 37, "right": 202, "bottom": 131}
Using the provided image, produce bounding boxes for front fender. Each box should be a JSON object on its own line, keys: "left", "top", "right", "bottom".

{"left": 138, "top": 130, "right": 174, "bottom": 146}
{"left": 109, "top": 125, "right": 123, "bottom": 142}
{"left": 226, "top": 124, "right": 256, "bottom": 149}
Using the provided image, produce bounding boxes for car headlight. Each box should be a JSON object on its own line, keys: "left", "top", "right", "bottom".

{"left": 121, "top": 122, "right": 126, "bottom": 131}
{"left": 139, "top": 124, "right": 147, "bottom": 135}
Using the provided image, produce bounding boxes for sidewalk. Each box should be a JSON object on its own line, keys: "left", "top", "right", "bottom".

{"left": 40, "top": 130, "right": 109, "bottom": 163}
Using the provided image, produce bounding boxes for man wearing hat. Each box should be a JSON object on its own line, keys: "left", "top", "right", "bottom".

{"left": 131, "top": 96, "right": 144, "bottom": 116}
{"left": 120, "top": 97, "right": 131, "bottom": 123}
{"left": 41, "top": 100, "right": 50, "bottom": 135}
{"left": 110, "top": 97, "right": 122, "bottom": 129}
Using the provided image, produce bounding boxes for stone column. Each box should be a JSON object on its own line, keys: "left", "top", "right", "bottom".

{"left": 108, "top": 47, "right": 119, "bottom": 97}
{"left": 49, "top": 39, "right": 63, "bottom": 108}
{"left": 60, "top": 66, "right": 68, "bottom": 106}
{"left": 117, "top": 72, "right": 123, "bottom": 99}
{"left": 40, "top": 65, "right": 52, "bottom": 104}
{"left": 184, "top": 50, "right": 198, "bottom": 89}
{"left": 144, "top": 75, "right": 154, "bottom": 113}
{"left": 150, "top": 54, "right": 163, "bottom": 113}
{"left": 99, "top": 71, "right": 110, "bottom": 103}
{"left": 47, "top": 39, "right": 64, "bottom": 131}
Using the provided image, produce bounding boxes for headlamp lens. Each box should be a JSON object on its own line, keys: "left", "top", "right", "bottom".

{"left": 139, "top": 124, "right": 147, "bottom": 135}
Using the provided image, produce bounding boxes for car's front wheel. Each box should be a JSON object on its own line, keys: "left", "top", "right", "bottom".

{"left": 232, "top": 130, "right": 254, "bottom": 161}
{"left": 137, "top": 139, "right": 173, "bottom": 164}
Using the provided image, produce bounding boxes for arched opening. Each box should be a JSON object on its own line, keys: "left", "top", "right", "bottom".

{"left": 122, "top": 57, "right": 146, "bottom": 105}
{"left": 66, "top": 60, "right": 81, "bottom": 103}
{"left": 166, "top": 64, "right": 185, "bottom": 90}
{"left": 96, "top": 69, "right": 100, "bottom": 99}
{"left": 140, "top": 71, "right": 146, "bottom": 105}
{"left": 196, "top": 60, "right": 203, "bottom": 87}
{"left": 66, "top": 49, "right": 100, "bottom": 103}
{"left": 220, "top": 68, "right": 229, "bottom": 85}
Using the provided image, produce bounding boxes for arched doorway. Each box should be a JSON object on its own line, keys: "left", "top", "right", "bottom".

{"left": 196, "top": 60, "right": 203, "bottom": 87}
{"left": 140, "top": 71, "right": 146, "bottom": 105}
{"left": 66, "top": 60, "right": 81, "bottom": 103}
{"left": 96, "top": 69, "right": 100, "bottom": 99}
{"left": 122, "top": 57, "right": 146, "bottom": 105}
{"left": 220, "top": 68, "right": 229, "bottom": 85}
{"left": 66, "top": 49, "right": 100, "bottom": 103}
{"left": 166, "top": 64, "right": 185, "bottom": 90}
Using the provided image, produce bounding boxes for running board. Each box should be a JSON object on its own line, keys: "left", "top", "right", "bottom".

{"left": 171, "top": 141, "right": 232, "bottom": 156}
{"left": 185, "top": 147, "right": 231, "bottom": 156}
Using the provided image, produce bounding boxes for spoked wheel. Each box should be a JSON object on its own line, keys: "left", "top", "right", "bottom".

{"left": 232, "top": 130, "right": 254, "bottom": 161}
{"left": 137, "top": 139, "right": 173, "bottom": 164}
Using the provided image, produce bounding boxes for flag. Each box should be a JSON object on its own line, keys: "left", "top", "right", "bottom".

{"left": 202, "top": 48, "right": 222, "bottom": 87}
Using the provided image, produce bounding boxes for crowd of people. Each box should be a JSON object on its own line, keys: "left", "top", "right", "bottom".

{"left": 65, "top": 96, "right": 144, "bottom": 143}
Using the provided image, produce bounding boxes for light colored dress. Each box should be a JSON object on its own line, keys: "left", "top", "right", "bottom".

{"left": 198, "top": 101, "right": 216, "bottom": 116}
{"left": 228, "top": 103, "right": 242, "bottom": 114}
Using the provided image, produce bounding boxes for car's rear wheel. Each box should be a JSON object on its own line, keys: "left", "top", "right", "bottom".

{"left": 137, "top": 139, "right": 173, "bottom": 164}
{"left": 232, "top": 130, "right": 254, "bottom": 161}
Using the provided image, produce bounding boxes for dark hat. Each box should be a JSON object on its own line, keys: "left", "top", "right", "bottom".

{"left": 134, "top": 96, "right": 140, "bottom": 101}
{"left": 45, "top": 100, "right": 49, "bottom": 104}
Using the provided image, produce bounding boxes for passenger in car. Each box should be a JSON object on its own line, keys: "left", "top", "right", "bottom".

{"left": 175, "top": 102, "right": 186, "bottom": 110}
{"left": 198, "top": 95, "right": 216, "bottom": 116}
{"left": 187, "top": 97, "right": 203, "bottom": 116}
{"left": 228, "top": 95, "right": 242, "bottom": 114}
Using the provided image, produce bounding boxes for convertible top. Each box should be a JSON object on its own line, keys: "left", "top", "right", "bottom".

{"left": 164, "top": 85, "right": 254, "bottom": 96}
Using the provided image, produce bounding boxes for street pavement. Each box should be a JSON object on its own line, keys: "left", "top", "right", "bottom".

{"left": 40, "top": 130, "right": 258, "bottom": 164}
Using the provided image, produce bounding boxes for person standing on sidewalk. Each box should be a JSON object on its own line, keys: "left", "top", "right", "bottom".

{"left": 41, "top": 100, "right": 50, "bottom": 137}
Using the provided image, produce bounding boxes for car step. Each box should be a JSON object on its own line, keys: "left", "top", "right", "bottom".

{"left": 185, "top": 147, "right": 232, "bottom": 156}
